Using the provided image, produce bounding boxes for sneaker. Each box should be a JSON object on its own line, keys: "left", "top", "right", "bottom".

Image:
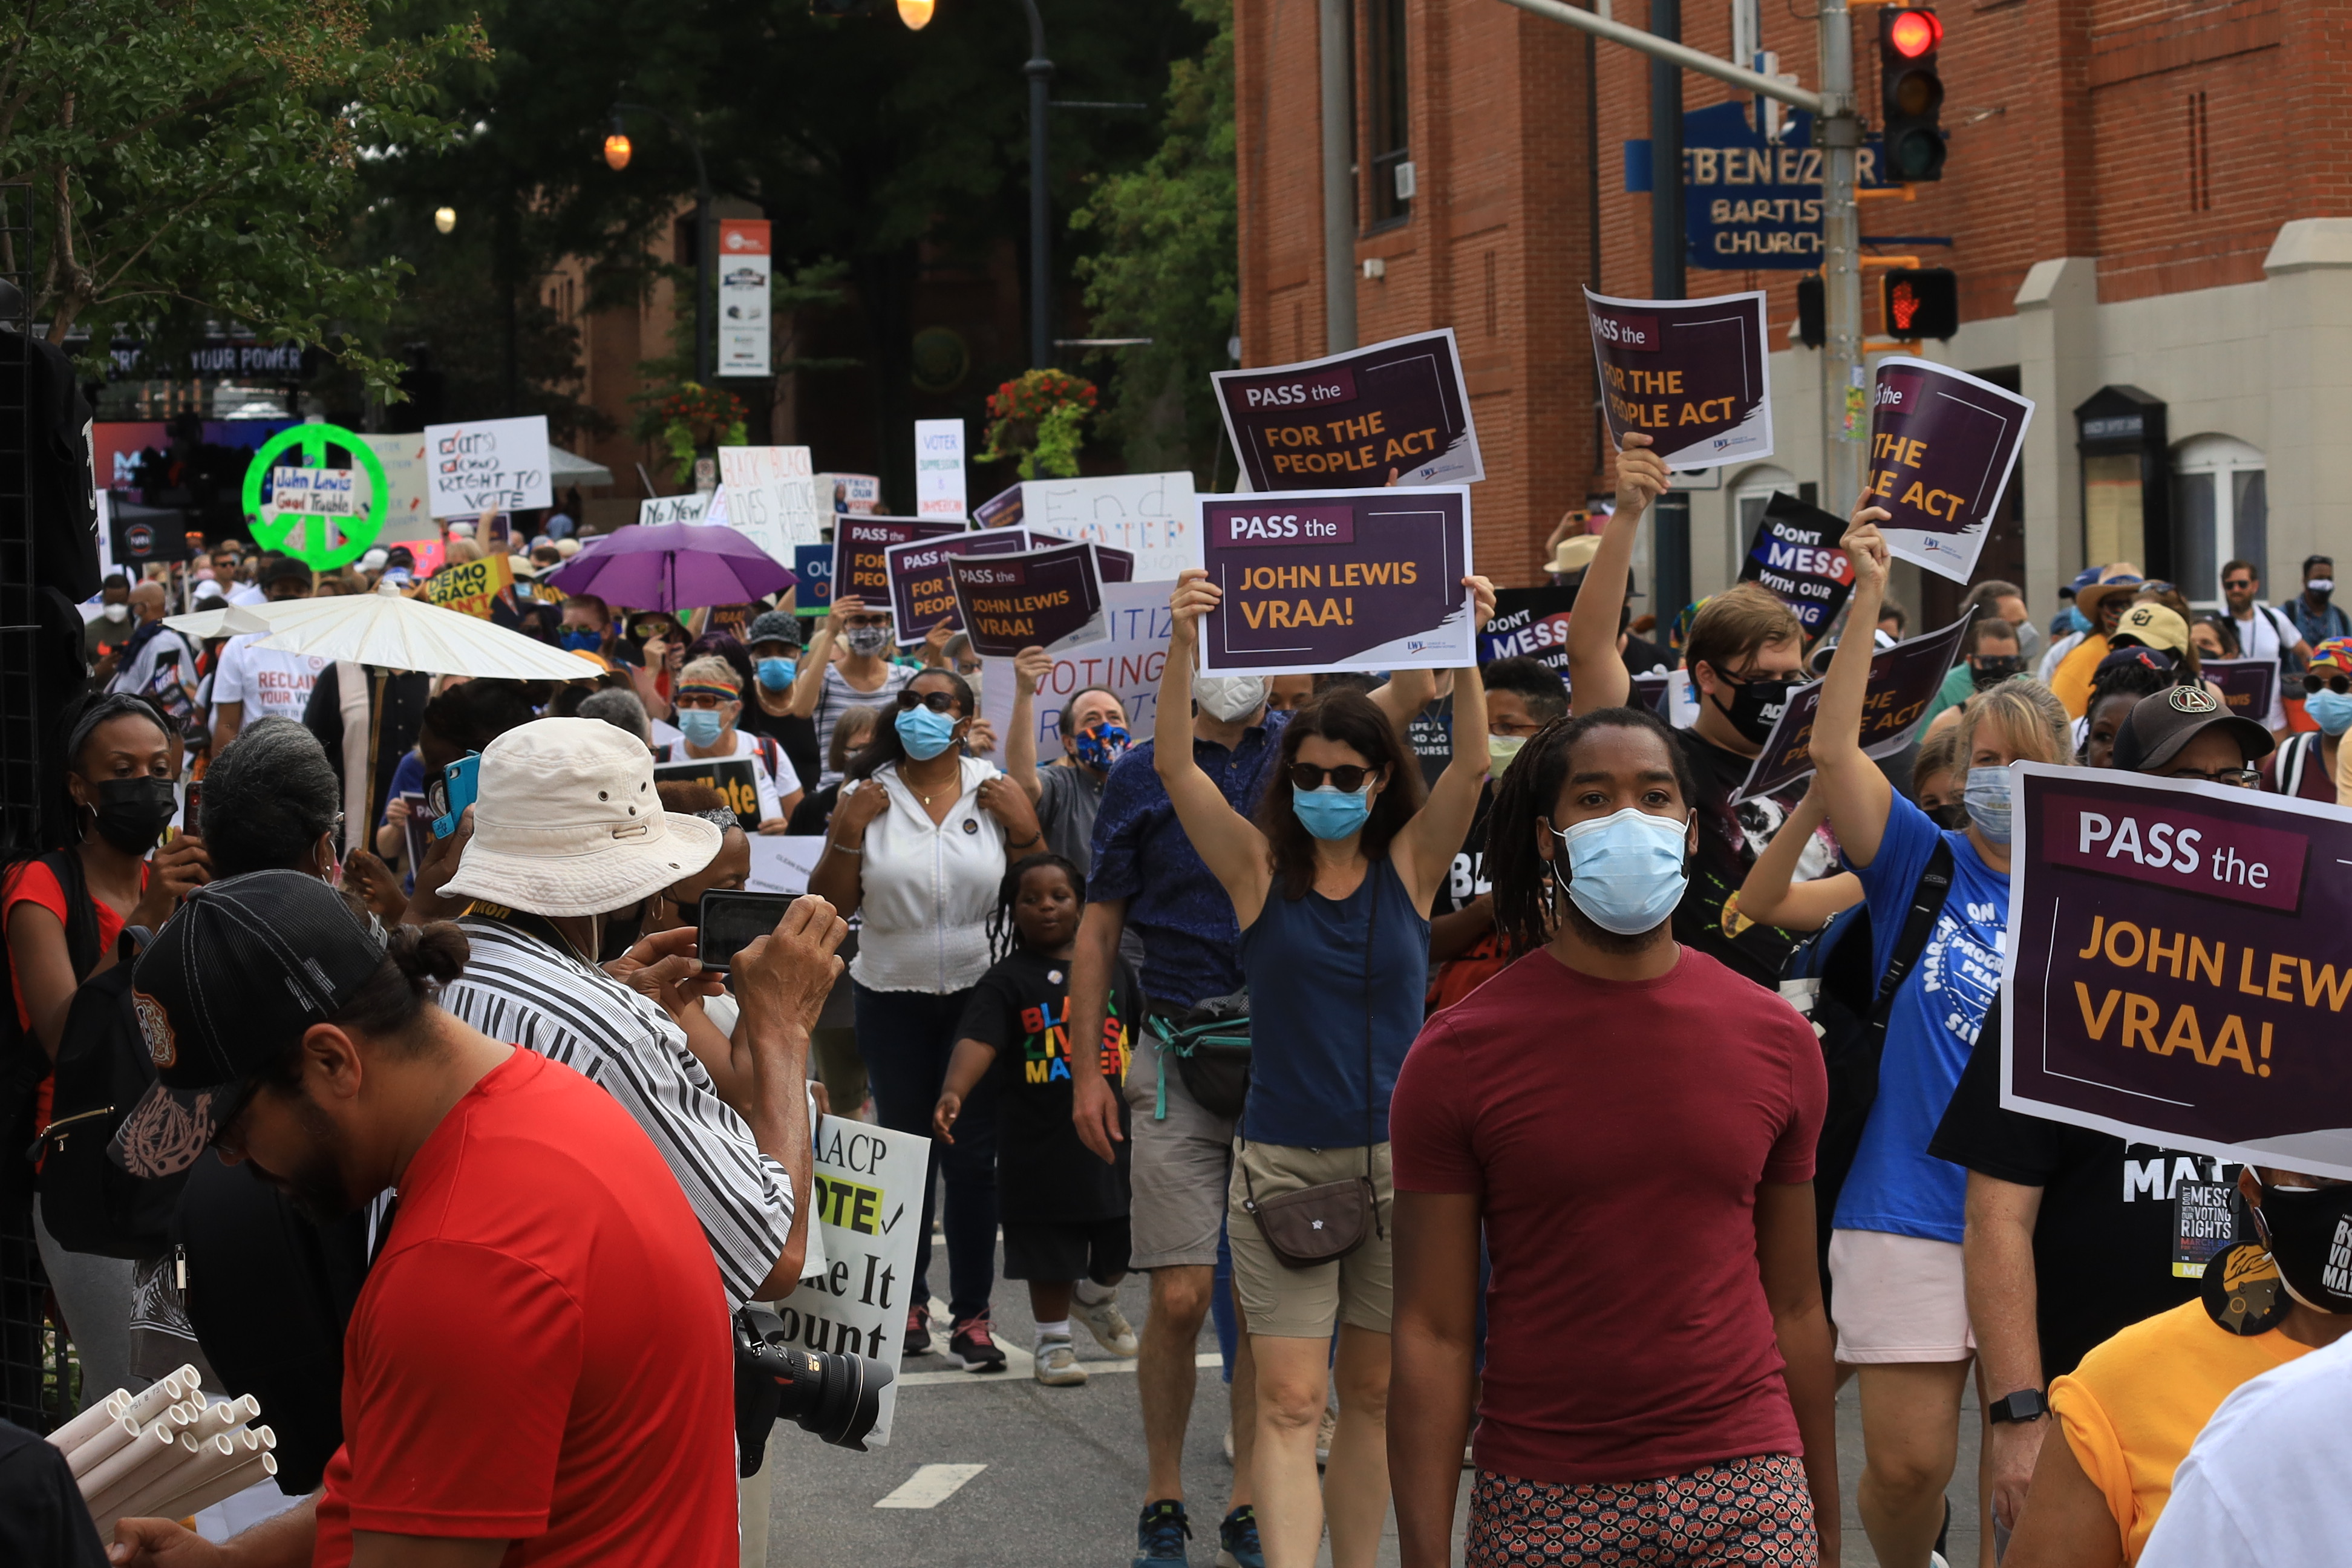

{"left": 1073, "top": 1293, "right": 1140, "bottom": 1357}
{"left": 949, "top": 1315, "right": 1007, "bottom": 1372}
{"left": 1134, "top": 1499, "right": 1192, "bottom": 1567}
{"left": 1214, "top": 1504, "right": 1264, "bottom": 1568}
{"left": 903, "top": 1304, "right": 932, "bottom": 1357}
{"left": 1314, "top": 1406, "right": 1337, "bottom": 1465}
{"left": 1034, "top": 1336, "right": 1087, "bottom": 1386}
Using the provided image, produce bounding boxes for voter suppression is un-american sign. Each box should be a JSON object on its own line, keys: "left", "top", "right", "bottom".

{"left": 1628, "top": 103, "right": 1889, "bottom": 270}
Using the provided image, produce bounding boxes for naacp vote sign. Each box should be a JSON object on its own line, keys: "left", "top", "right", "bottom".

{"left": 2002, "top": 763, "right": 2352, "bottom": 1181}
{"left": 1866, "top": 358, "right": 2034, "bottom": 584}
{"left": 1213, "top": 330, "right": 1482, "bottom": 492}
{"left": 1585, "top": 289, "right": 1774, "bottom": 469}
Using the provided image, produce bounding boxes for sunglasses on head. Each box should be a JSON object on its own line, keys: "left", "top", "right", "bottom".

{"left": 896, "top": 688, "right": 961, "bottom": 714}
{"left": 1289, "top": 762, "right": 1376, "bottom": 792}
{"left": 2305, "top": 673, "right": 2351, "bottom": 696}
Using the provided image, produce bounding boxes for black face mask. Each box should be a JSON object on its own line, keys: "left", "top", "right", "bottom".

{"left": 1927, "top": 802, "right": 1970, "bottom": 832}
{"left": 89, "top": 777, "right": 178, "bottom": 855}
{"left": 2252, "top": 1181, "right": 2352, "bottom": 1314}
{"left": 1708, "top": 674, "right": 1797, "bottom": 747}
{"left": 1970, "top": 655, "right": 2024, "bottom": 691}
{"left": 668, "top": 894, "right": 702, "bottom": 929}
{"left": 597, "top": 900, "right": 647, "bottom": 965}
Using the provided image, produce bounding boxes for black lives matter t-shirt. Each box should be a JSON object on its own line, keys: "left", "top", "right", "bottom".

{"left": 1671, "top": 728, "right": 1814, "bottom": 990}
{"left": 956, "top": 948, "right": 1137, "bottom": 1222}
{"left": 1930, "top": 1007, "right": 2239, "bottom": 1379}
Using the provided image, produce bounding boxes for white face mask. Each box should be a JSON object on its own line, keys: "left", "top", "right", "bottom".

{"left": 2309, "top": 578, "right": 2336, "bottom": 597}
{"left": 1193, "top": 675, "right": 1268, "bottom": 724}
{"left": 101, "top": 603, "right": 128, "bottom": 622}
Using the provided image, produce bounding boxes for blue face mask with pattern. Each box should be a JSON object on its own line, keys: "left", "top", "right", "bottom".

{"left": 1073, "top": 722, "right": 1129, "bottom": 771}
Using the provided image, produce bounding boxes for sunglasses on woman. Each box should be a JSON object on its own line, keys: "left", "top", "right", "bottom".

{"left": 2304, "top": 673, "right": 2351, "bottom": 696}
{"left": 1289, "top": 762, "right": 1374, "bottom": 792}
{"left": 896, "top": 688, "right": 962, "bottom": 714}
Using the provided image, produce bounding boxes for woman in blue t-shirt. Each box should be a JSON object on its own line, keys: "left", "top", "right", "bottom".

{"left": 1153, "top": 567, "right": 1491, "bottom": 1568}
{"left": 1815, "top": 510, "right": 2073, "bottom": 1568}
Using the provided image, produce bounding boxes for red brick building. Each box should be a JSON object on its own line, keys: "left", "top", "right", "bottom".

{"left": 1236, "top": 0, "right": 2352, "bottom": 621}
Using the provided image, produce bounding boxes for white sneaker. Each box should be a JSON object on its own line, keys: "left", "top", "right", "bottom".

{"left": 1072, "top": 1293, "right": 1140, "bottom": 1357}
{"left": 1033, "top": 1337, "right": 1087, "bottom": 1386}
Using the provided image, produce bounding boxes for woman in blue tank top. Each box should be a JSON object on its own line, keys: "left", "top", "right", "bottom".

{"left": 1153, "top": 566, "right": 1494, "bottom": 1568}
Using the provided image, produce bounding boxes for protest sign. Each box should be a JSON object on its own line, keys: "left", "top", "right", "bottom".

{"left": 1631, "top": 670, "right": 1678, "bottom": 719}
{"left": 718, "top": 445, "right": 823, "bottom": 560}
{"left": 2202, "top": 658, "right": 2279, "bottom": 729}
{"left": 1584, "top": 287, "right": 1774, "bottom": 469}
{"left": 271, "top": 465, "right": 356, "bottom": 515}
{"left": 2002, "top": 763, "right": 2352, "bottom": 1180}
{"left": 979, "top": 580, "right": 1172, "bottom": 757}
{"left": 949, "top": 540, "right": 1110, "bottom": 658}
{"left": 716, "top": 220, "right": 771, "bottom": 377}
{"left": 974, "top": 483, "right": 1024, "bottom": 531}
{"left": 1866, "top": 356, "right": 2034, "bottom": 584}
{"left": 771, "top": 1117, "right": 930, "bottom": 1445}
{"left": 638, "top": 492, "right": 710, "bottom": 527}
{"left": 883, "top": 529, "right": 1036, "bottom": 644}
{"left": 653, "top": 756, "right": 762, "bottom": 833}
{"left": 746, "top": 835, "right": 827, "bottom": 895}
{"left": 358, "top": 434, "right": 437, "bottom": 542}
{"left": 832, "top": 516, "right": 964, "bottom": 611}
{"left": 423, "top": 553, "right": 515, "bottom": 621}
{"left": 1478, "top": 586, "right": 1578, "bottom": 675}
{"left": 793, "top": 545, "right": 833, "bottom": 617}
{"left": 424, "top": 415, "right": 552, "bottom": 518}
{"left": 1739, "top": 492, "right": 1855, "bottom": 637}
{"left": 1196, "top": 487, "right": 1475, "bottom": 676}
{"left": 1010, "top": 473, "right": 1200, "bottom": 581}
{"left": 1733, "top": 612, "right": 1971, "bottom": 800}
{"left": 914, "top": 419, "right": 967, "bottom": 520}
{"left": 1093, "top": 543, "right": 1135, "bottom": 583}
{"left": 818, "top": 472, "right": 883, "bottom": 515}
{"left": 1215, "top": 331, "right": 1480, "bottom": 492}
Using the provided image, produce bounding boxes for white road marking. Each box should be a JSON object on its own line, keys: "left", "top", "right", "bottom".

{"left": 874, "top": 1463, "right": 988, "bottom": 1509}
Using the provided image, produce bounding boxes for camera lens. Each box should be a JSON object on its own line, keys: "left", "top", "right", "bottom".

{"left": 769, "top": 1342, "right": 895, "bottom": 1451}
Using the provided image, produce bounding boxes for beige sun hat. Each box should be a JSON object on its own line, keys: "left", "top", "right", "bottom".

{"left": 440, "top": 718, "right": 722, "bottom": 918}
{"left": 1550, "top": 534, "right": 1602, "bottom": 575}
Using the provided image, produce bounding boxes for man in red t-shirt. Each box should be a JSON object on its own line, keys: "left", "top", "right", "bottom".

{"left": 1389, "top": 706, "right": 1837, "bottom": 1568}
{"left": 105, "top": 869, "right": 845, "bottom": 1567}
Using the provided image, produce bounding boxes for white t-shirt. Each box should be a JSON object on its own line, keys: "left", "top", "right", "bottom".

{"left": 211, "top": 633, "right": 326, "bottom": 731}
{"left": 108, "top": 626, "right": 197, "bottom": 701}
{"left": 2230, "top": 604, "right": 2297, "bottom": 728}
{"left": 2139, "top": 1329, "right": 2352, "bottom": 1567}
{"left": 844, "top": 756, "right": 1005, "bottom": 994}
{"left": 227, "top": 582, "right": 267, "bottom": 607}
{"left": 657, "top": 730, "right": 800, "bottom": 825}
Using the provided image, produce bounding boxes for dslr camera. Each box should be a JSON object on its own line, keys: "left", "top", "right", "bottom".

{"left": 733, "top": 1305, "right": 895, "bottom": 1462}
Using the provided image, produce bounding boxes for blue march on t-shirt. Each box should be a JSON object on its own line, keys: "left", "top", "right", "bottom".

{"left": 1834, "top": 792, "right": 2011, "bottom": 1244}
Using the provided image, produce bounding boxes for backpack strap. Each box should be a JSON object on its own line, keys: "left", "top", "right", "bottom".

{"left": 2282, "top": 731, "right": 2315, "bottom": 798}
{"left": 1867, "top": 838, "right": 1956, "bottom": 1041}
{"left": 40, "top": 849, "right": 102, "bottom": 984}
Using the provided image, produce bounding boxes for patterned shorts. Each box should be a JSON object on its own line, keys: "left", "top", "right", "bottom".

{"left": 1466, "top": 1453, "right": 1817, "bottom": 1567}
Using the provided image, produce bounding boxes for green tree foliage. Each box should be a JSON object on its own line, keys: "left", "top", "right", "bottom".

{"left": 1070, "top": 0, "right": 1235, "bottom": 484}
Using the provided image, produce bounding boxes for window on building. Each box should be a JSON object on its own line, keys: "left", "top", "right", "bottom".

{"left": 1366, "top": 0, "right": 1411, "bottom": 228}
{"left": 2172, "top": 434, "right": 2266, "bottom": 607}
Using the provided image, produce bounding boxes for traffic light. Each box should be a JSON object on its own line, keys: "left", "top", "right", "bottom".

{"left": 1878, "top": 7, "right": 1945, "bottom": 181}
{"left": 1881, "top": 267, "right": 1960, "bottom": 340}
{"left": 1797, "top": 274, "right": 1824, "bottom": 348}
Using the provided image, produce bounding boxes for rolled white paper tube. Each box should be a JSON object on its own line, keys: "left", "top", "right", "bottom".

{"left": 76, "top": 1424, "right": 175, "bottom": 1503}
{"left": 116, "top": 1449, "right": 278, "bottom": 1540}
{"left": 49, "top": 1391, "right": 131, "bottom": 1454}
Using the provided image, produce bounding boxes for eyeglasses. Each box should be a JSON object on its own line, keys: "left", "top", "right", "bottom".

{"left": 2223, "top": 578, "right": 2255, "bottom": 592}
{"left": 2166, "top": 765, "right": 2262, "bottom": 788}
{"left": 895, "top": 688, "right": 961, "bottom": 714}
{"left": 1289, "top": 762, "right": 1374, "bottom": 792}
{"left": 2304, "top": 673, "right": 2350, "bottom": 696}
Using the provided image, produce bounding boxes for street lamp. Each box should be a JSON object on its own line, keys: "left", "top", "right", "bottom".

{"left": 604, "top": 103, "right": 714, "bottom": 384}
{"left": 433, "top": 206, "right": 457, "bottom": 234}
{"left": 896, "top": 0, "right": 935, "bottom": 27}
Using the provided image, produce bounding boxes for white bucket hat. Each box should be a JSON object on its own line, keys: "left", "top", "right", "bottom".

{"left": 440, "top": 718, "right": 722, "bottom": 918}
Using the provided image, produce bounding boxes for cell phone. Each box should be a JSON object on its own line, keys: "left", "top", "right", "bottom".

{"left": 184, "top": 779, "right": 203, "bottom": 834}
{"left": 431, "top": 752, "right": 482, "bottom": 840}
{"left": 696, "top": 890, "right": 797, "bottom": 974}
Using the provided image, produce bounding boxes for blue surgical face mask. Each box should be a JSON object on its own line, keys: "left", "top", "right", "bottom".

{"left": 1550, "top": 807, "right": 1691, "bottom": 936}
{"left": 2307, "top": 687, "right": 2352, "bottom": 737}
{"left": 559, "top": 628, "right": 602, "bottom": 652}
{"left": 896, "top": 704, "right": 960, "bottom": 760}
{"left": 756, "top": 656, "right": 797, "bottom": 691}
{"left": 1292, "top": 783, "right": 1373, "bottom": 841}
{"left": 676, "top": 708, "right": 725, "bottom": 748}
{"left": 1965, "top": 765, "right": 2013, "bottom": 844}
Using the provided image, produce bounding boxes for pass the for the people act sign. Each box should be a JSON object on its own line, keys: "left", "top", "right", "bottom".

{"left": 1584, "top": 288, "right": 1773, "bottom": 469}
{"left": 1211, "top": 330, "right": 1482, "bottom": 492}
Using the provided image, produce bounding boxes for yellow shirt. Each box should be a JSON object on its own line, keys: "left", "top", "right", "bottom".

{"left": 2051, "top": 1300, "right": 2310, "bottom": 1564}
{"left": 2050, "top": 632, "right": 2112, "bottom": 718}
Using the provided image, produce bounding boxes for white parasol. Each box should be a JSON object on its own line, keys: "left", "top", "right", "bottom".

{"left": 162, "top": 603, "right": 274, "bottom": 640}
{"left": 242, "top": 582, "right": 605, "bottom": 681}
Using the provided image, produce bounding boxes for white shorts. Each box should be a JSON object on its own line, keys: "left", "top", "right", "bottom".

{"left": 1828, "top": 1228, "right": 1976, "bottom": 1364}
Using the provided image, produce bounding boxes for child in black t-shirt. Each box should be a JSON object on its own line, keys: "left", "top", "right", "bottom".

{"left": 935, "top": 853, "right": 1139, "bottom": 1387}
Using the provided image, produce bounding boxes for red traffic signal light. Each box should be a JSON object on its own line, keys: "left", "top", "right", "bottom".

{"left": 1878, "top": 7, "right": 1947, "bottom": 181}
{"left": 1887, "top": 8, "right": 1941, "bottom": 57}
{"left": 1881, "top": 267, "right": 1960, "bottom": 340}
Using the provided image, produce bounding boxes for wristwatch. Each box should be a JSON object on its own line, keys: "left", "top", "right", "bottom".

{"left": 1987, "top": 1388, "right": 2050, "bottom": 1425}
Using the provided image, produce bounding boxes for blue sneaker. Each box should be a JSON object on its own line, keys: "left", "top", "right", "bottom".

{"left": 1215, "top": 1504, "right": 1264, "bottom": 1568}
{"left": 1134, "top": 1499, "right": 1192, "bottom": 1567}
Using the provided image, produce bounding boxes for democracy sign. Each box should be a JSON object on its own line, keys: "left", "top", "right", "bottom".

{"left": 2201, "top": 658, "right": 2279, "bottom": 731}
{"left": 423, "top": 553, "right": 514, "bottom": 621}
{"left": 771, "top": 1117, "right": 930, "bottom": 1445}
{"left": 2002, "top": 763, "right": 2352, "bottom": 1181}
{"left": 831, "top": 516, "right": 962, "bottom": 614}
{"left": 1739, "top": 492, "right": 1855, "bottom": 636}
{"left": 1866, "top": 357, "right": 2034, "bottom": 584}
{"left": 949, "top": 540, "right": 1110, "bottom": 658}
{"left": 1733, "top": 612, "right": 1971, "bottom": 801}
{"left": 1196, "top": 487, "right": 1475, "bottom": 676}
{"left": 979, "top": 580, "right": 1173, "bottom": 757}
{"left": 1584, "top": 288, "right": 1773, "bottom": 469}
{"left": 653, "top": 756, "right": 761, "bottom": 834}
{"left": 1213, "top": 330, "right": 1482, "bottom": 492}
{"left": 423, "top": 414, "right": 552, "bottom": 518}
{"left": 1478, "top": 586, "right": 1578, "bottom": 675}
{"left": 882, "top": 529, "right": 1036, "bottom": 644}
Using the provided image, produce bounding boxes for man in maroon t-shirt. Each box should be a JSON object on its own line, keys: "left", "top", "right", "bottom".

{"left": 1390, "top": 706, "right": 1837, "bottom": 1567}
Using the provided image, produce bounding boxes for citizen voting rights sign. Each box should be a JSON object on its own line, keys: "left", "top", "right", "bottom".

{"left": 425, "top": 415, "right": 552, "bottom": 518}
{"left": 1478, "top": 586, "right": 1578, "bottom": 675}
{"left": 1733, "top": 612, "right": 1971, "bottom": 802}
{"left": 1196, "top": 488, "right": 1475, "bottom": 677}
{"left": 979, "top": 579, "right": 1174, "bottom": 759}
{"left": 948, "top": 539, "right": 1111, "bottom": 659}
{"left": 773, "top": 1117, "right": 931, "bottom": 1446}
{"left": 832, "top": 516, "right": 962, "bottom": 610}
{"left": 1866, "top": 358, "right": 2034, "bottom": 584}
{"left": 914, "top": 418, "right": 967, "bottom": 520}
{"left": 881, "top": 529, "right": 1035, "bottom": 644}
{"left": 716, "top": 219, "right": 771, "bottom": 377}
{"left": 653, "top": 756, "right": 762, "bottom": 834}
{"left": 1212, "top": 329, "right": 1482, "bottom": 492}
{"left": 2001, "top": 763, "right": 2352, "bottom": 1181}
{"left": 2202, "top": 658, "right": 2279, "bottom": 730}
{"left": 1740, "top": 492, "right": 1856, "bottom": 637}
{"left": 1584, "top": 288, "right": 1774, "bottom": 470}
{"left": 994, "top": 472, "right": 1201, "bottom": 583}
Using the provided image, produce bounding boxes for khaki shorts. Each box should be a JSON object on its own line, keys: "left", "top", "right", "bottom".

{"left": 1120, "top": 1030, "right": 1238, "bottom": 1270}
{"left": 1828, "top": 1228, "right": 1976, "bottom": 1364}
{"left": 1227, "top": 1140, "right": 1394, "bottom": 1338}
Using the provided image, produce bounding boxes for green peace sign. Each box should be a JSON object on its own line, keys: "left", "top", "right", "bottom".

{"left": 240, "top": 422, "right": 391, "bottom": 571}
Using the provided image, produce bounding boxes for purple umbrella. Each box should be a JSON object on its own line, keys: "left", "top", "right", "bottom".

{"left": 542, "top": 523, "right": 796, "bottom": 612}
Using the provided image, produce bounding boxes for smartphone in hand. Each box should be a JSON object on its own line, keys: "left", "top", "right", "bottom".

{"left": 694, "top": 890, "right": 797, "bottom": 974}
{"left": 431, "top": 753, "right": 482, "bottom": 840}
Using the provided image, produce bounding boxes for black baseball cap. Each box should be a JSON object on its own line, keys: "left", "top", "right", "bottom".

{"left": 109, "top": 870, "right": 389, "bottom": 1178}
{"left": 2112, "top": 685, "right": 2275, "bottom": 774}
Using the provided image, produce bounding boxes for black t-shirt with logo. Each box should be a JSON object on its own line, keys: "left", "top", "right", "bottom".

{"left": 1672, "top": 728, "right": 1812, "bottom": 988}
{"left": 955, "top": 947, "right": 1137, "bottom": 1222}
{"left": 1930, "top": 1006, "right": 2239, "bottom": 1379}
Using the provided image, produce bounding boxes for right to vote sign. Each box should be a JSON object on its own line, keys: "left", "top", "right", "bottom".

{"left": 1584, "top": 288, "right": 1773, "bottom": 469}
{"left": 1867, "top": 356, "right": 2034, "bottom": 584}
{"left": 1212, "top": 329, "right": 1482, "bottom": 492}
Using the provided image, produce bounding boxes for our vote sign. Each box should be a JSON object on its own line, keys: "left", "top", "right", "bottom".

{"left": 1733, "top": 612, "right": 1971, "bottom": 801}
{"left": 1739, "top": 492, "right": 1855, "bottom": 636}
{"left": 1867, "top": 358, "right": 2034, "bottom": 584}
{"left": 2003, "top": 764, "right": 2352, "bottom": 1180}
{"left": 1584, "top": 288, "right": 1773, "bottom": 469}
{"left": 949, "top": 540, "right": 1110, "bottom": 658}
{"left": 1213, "top": 329, "right": 1482, "bottom": 492}
{"left": 1478, "top": 587, "right": 1578, "bottom": 674}
{"left": 1197, "top": 488, "right": 1475, "bottom": 676}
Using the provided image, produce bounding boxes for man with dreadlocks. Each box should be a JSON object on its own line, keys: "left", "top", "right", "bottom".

{"left": 1387, "top": 704, "right": 1839, "bottom": 1568}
